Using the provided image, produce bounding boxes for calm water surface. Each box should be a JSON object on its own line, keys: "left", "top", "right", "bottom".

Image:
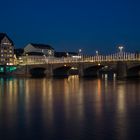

{"left": 0, "top": 76, "right": 140, "bottom": 140}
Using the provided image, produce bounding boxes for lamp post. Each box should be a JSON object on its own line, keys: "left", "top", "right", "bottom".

{"left": 66, "top": 52, "right": 69, "bottom": 57}
{"left": 118, "top": 46, "right": 124, "bottom": 53}
{"left": 66, "top": 53, "right": 69, "bottom": 62}
{"left": 96, "top": 50, "right": 98, "bottom": 56}
{"left": 96, "top": 50, "right": 99, "bottom": 61}
{"left": 78, "top": 49, "right": 82, "bottom": 59}
{"left": 118, "top": 46, "right": 124, "bottom": 60}
{"left": 78, "top": 49, "right": 82, "bottom": 54}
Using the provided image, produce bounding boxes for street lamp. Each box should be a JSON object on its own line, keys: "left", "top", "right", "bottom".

{"left": 118, "top": 46, "right": 124, "bottom": 60}
{"left": 96, "top": 50, "right": 99, "bottom": 56}
{"left": 78, "top": 49, "right": 82, "bottom": 60}
{"left": 79, "top": 49, "right": 82, "bottom": 53}
{"left": 95, "top": 50, "right": 99, "bottom": 61}
{"left": 78, "top": 49, "right": 82, "bottom": 56}
{"left": 66, "top": 52, "right": 69, "bottom": 57}
{"left": 118, "top": 46, "right": 124, "bottom": 53}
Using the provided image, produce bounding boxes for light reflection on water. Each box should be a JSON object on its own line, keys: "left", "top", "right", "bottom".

{"left": 0, "top": 76, "right": 140, "bottom": 139}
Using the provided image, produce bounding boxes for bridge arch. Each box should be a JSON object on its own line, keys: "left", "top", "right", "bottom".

{"left": 127, "top": 65, "right": 140, "bottom": 77}
{"left": 53, "top": 65, "right": 79, "bottom": 77}
{"left": 30, "top": 67, "right": 47, "bottom": 77}
{"left": 83, "top": 65, "right": 104, "bottom": 77}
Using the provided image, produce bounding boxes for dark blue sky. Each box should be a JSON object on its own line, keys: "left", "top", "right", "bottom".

{"left": 0, "top": 0, "right": 140, "bottom": 54}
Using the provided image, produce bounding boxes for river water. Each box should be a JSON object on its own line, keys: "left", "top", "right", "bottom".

{"left": 0, "top": 76, "right": 140, "bottom": 140}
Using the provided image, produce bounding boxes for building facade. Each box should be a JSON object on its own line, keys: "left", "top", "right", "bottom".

{"left": 24, "top": 43, "right": 54, "bottom": 56}
{"left": 0, "top": 33, "right": 14, "bottom": 65}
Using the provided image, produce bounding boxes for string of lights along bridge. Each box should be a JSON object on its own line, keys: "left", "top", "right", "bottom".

{"left": 22, "top": 51, "right": 140, "bottom": 65}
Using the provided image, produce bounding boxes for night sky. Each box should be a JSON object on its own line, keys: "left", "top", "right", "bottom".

{"left": 0, "top": 0, "right": 140, "bottom": 54}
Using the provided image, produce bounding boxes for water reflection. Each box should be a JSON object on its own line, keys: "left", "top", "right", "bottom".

{"left": 0, "top": 76, "right": 140, "bottom": 139}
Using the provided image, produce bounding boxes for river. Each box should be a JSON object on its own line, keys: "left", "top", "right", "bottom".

{"left": 0, "top": 75, "right": 140, "bottom": 140}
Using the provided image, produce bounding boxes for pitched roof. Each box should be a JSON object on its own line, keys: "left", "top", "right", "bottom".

{"left": 30, "top": 43, "right": 54, "bottom": 50}
{"left": 0, "top": 33, "right": 14, "bottom": 45}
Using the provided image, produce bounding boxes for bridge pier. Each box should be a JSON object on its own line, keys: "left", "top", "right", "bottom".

{"left": 117, "top": 61, "right": 127, "bottom": 79}
{"left": 45, "top": 64, "right": 53, "bottom": 77}
{"left": 78, "top": 63, "right": 84, "bottom": 77}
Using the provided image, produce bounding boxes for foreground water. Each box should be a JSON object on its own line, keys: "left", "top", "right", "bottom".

{"left": 0, "top": 76, "right": 140, "bottom": 140}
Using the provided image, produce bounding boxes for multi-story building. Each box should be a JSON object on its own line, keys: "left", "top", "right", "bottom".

{"left": 0, "top": 33, "right": 14, "bottom": 65}
{"left": 24, "top": 43, "right": 54, "bottom": 56}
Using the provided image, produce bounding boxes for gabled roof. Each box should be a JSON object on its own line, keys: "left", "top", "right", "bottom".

{"left": 0, "top": 33, "right": 14, "bottom": 45}
{"left": 30, "top": 43, "right": 54, "bottom": 50}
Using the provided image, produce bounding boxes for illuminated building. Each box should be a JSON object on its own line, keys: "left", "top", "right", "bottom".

{"left": 24, "top": 43, "right": 54, "bottom": 56}
{"left": 0, "top": 33, "right": 14, "bottom": 65}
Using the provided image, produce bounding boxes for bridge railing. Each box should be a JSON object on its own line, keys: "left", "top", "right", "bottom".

{"left": 19, "top": 52, "right": 140, "bottom": 65}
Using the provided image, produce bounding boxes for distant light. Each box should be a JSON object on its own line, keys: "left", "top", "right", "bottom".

{"left": 113, "top": 73, "right": 116, "bottom": 78}
{"left": 79, "top": 49, "right": 82, "bottom": 53}
{"left": 118, "top": 46, "right": 124, "bottom": 52}
{"left": 105, "top": 74, "right": 108, "bottom": 79}
{"left": 98, "top": 63, "right": 101, "bottom": 66}
{"left": 6, "top": 63, "right": 13, "bottom": 65}
{"left": 72, "top": 56, "right": 81, "bottom": 58}
{"left": 118, "top": 46, "right": 123, "bottom": 49}
{"left": 71, "top": 67, "right": 78, "bottom": 70}
{"left": 96, "top": 50, "right": 99, "bottom": 56}
{"left": 64, "top": 64, "right": 67, "bottom": 67}
{"left": 2, "top": 43, "right": 11, "bottom": 45}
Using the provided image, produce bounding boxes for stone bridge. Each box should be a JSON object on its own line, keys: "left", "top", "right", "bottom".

{"left": 13, "top": 61, "right": 140, "bottom": 78}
